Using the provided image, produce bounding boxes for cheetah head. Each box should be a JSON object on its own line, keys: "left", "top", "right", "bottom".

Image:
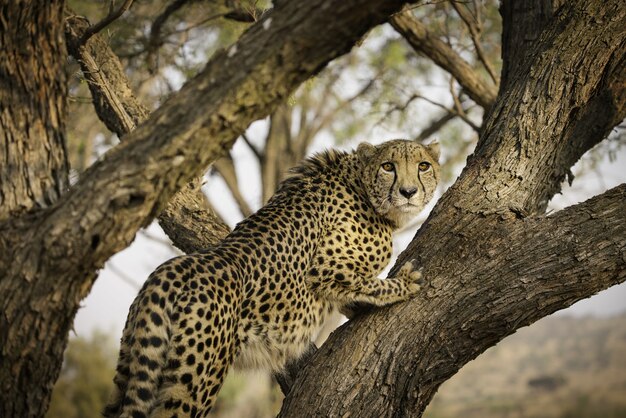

{"left": 357, "top": 139, "right": 440, "bottom": 228}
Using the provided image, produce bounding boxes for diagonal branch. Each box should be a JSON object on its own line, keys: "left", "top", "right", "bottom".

{"left": 39, "top": 0, "right": 421, "bottom": 285}
{"left": 66, "top": 14, "right": 150, "bottom": 136}
{"left": 212, "top": 154, "right": 254, "bottom": 217}
{"left": 459, "top": 0, "right": 626, "bottom": 215}
{"left": 240, "top": 133, "right": 263, "bottom": 160}
{"left": 390, "top": 9, "right": 498, "bottom": 109}
{"left": 65, "top": 14, "right": 230, "bottom": 251}
{"left": 80, "top": 0, "right": 134, "bottom": 44}
{"left": 149, "top": 0, "right": 194, "bottom": 48}
{"left": 450, "top": 1, "right": 499, "bottom": 85}
{"left": 280, "top": 183, "right": 626, "bottom": 417}
{"left": 280, "top": 0, "right": 626, "bottom": 416}
{"left": 414, "top": 111, "right": 456, "bottom": 141}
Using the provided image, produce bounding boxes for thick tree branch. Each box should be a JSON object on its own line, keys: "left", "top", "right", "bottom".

{"left": 39, "top": 0, "right": 421, "bottom": 289}
{"left": 157, "top": 179, "right": 231, "bottom": 253}
{"left": 281, "top": 183, "right": 626, "bottom": 417}
{"left": 466, "top": 0, "right": 626, "bottom": 215}
{"left": 65, "top": 15, "right": 150, "bottom": 136}
{"left": 390, "top": 10, "right": 498, "bottom": 109}
{"left": 280, "top": 0, "right": 626, "bottom": 415}
{"left": 80, "top": 0, "right": 134, "bottom": 45}
{"left": 65, "top": 14, "right": 230, "bottom": 250}
{"left": 499, "top": 0, "right": 566, "bottom": 91}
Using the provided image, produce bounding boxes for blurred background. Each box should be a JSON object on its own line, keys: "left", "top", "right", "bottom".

{"left": 51, "top": 1, "right": 625, "bottom": 417}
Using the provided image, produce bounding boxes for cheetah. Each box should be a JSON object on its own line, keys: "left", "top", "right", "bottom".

{"left": 104, "top": 139, "right": 440, "bottom": 418}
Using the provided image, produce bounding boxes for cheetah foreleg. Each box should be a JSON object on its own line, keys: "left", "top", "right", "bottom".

{"left": 316, "top": 259, "right": 425, "bottom": 308}
{"left": 356, "top": 260, "right": 424, "bottom": 305}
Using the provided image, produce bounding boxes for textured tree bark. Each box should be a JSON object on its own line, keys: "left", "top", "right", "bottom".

{"left": 280, "top": 185, "right": 626, "bottom": 418}
{"left": 499, "top": 0, "right": 566, "bottom": 91}
{"left": 0, "top": 1, "right": 419, "bottom": 416}
{"left": 0, "top": 3, "right": 73, "bottom": 416}
{"left": 65, "top": 14, "right": 231, "bottom": 250}
{"left": 0, "top": 1, "right": 69, "bottom": 221}
{"left": 279, "top": 0, "right": 626, "bottom": 416}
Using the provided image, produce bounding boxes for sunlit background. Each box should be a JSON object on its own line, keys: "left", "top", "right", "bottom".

{"left": 50, "top": 1, "right": 625, "bottom": 417}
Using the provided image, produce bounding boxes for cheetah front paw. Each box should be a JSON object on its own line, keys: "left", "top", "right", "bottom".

{"left": 395, "top": 260, "right": 425, "bottom": 296}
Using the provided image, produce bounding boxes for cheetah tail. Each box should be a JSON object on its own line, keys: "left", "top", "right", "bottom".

{"left": 103, "top": 289, "right": 171, "bottom": 418}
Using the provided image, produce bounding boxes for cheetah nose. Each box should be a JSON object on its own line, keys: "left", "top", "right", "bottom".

{"left": 399, "top": 187, "right": 418, "bottom": 199}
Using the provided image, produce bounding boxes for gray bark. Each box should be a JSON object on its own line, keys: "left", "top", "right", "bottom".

{"left": 279, "top": 0, "right": 626, "bottom": 415}
{"left": 0, "top": 1, "right": 417, "bottom": 416}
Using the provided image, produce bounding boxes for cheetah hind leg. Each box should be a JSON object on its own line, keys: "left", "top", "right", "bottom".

{"left": 103, "top": 304, "right": 139, "bottom": 418}
{"left": 148, "top": 312, "right": 239, "bottom": 417}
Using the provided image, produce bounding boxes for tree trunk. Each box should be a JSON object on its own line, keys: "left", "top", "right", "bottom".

{"left": 0, "top": 2, "right": 72, "bottom": 417}
{"left": 0, "top": 1, "right": 68, "bottom": 221}
{"left": 0, "top": 1, "right": 418, "bottom": 416}
{"left": 499, "top": 0, "right": 566, "bottom": 91}
{"left": 279, "top": 0, "right": 626, "bottom": 416}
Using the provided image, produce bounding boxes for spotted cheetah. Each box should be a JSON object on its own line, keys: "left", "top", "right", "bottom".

{"left": 104, "top": 139, "right": 440, "bottom": 418}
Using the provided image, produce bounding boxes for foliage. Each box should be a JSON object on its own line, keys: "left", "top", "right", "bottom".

{"left": 62, "top": 0, "right": 505, "bottom": 221}
{"left": 45, "top": 331, "right": 280, "bottom": 418}
{"left": 46, "top": 332, "right": 116, "bottom": 418}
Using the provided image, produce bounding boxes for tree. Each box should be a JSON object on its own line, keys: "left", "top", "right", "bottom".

{"left": 0, "top": 1, "right": 623, "bottom": 418}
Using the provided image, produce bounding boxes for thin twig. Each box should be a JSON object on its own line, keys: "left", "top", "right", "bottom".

{"left": 415, "top": 111, "right": 457, "bottom": 142}
{"left": 448, "top": 78, "right": 480, "bottom": 132}
{"left": 149, "top": 0, "right": 193, "bottom": 52}
{"left": 80, "top": 0, "right": 134, "bottom": 44}
{"left": 106, "top": 262, "right": 141, "bottom": 290}
{"left": 386, "top": 90, "right": 479, "bottom": 133}
{"left": 450, "top": 1, "right": 499, "bottom": 85}
{"left": 241, "top": 133, "right": 263, "bottom": 160}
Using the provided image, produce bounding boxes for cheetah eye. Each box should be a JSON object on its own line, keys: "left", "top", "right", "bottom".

{"left": 381, "top": 162, "right": 394, "bottom": 172}
{"left": 418, "top": 162, "right": 431, "bottom": 172}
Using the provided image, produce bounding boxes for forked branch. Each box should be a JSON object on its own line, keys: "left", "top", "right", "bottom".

{"left": 80, "top": 0, "right": 134, "bottom": 44}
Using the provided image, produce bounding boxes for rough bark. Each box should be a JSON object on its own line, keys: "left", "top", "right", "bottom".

{"left": 0, "top": 1, "right": 69, "bottom": 221}
{"left": 157, "top": 179, "right": 231, "bottom": 253}
{"left": 279, "top": 0, "right": 626, "bottom": 415}
{"left": 280, "top": 185, "right": 626, "bottom": 417}
{"left": 0, "top": 3, "right": 70, "bottom": 417}
{"left": 65, "top": 13, "right": 230, "bottom": 250}
{"left": 0, "top": 1, "right": 419, "bottom": 416}
{"left": 499, "top": 0, "right": 566, "bottom": 91}
{"left": 65, "top": 14, "right": 150, "bottom": 136}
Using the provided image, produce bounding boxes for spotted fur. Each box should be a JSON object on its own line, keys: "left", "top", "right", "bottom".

{"left": 104, "top": 139, "right": 440, "bottom": 418}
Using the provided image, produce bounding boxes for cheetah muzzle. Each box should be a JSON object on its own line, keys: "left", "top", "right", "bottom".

{"left": 104, "top": 139, "right": 440, "bottom": 418}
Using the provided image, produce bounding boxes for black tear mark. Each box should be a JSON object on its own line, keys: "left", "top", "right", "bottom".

{"left": 128, "top": 193, "right": 146, "bottom": 207}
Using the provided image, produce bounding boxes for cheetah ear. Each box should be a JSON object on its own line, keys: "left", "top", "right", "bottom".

{"left": 356, "top": 142, "right": 376, "bottom": 164}
{"left": 425, "top": 141, "right": 440, "bottom": 162}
